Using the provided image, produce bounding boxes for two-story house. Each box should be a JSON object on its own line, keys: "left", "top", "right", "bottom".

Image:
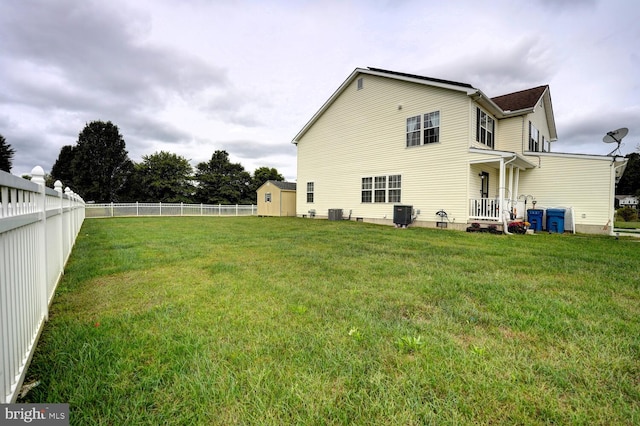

{"left": 293, "top": 67, "right": 628, "bottom": 234}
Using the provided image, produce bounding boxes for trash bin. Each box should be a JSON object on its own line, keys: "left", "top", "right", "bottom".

{"left": 546, "top": 208, "right": 566, "bottom": 233}
{"left": 527, "top": 209, "right": 544, "bottom": 232}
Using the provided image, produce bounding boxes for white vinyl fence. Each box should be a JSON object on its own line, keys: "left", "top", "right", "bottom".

{"left": 1, "top": 166, "right": 85, "bottom": 404}
{"left": 86, "top": 202, "right": 256, "bottom": 218}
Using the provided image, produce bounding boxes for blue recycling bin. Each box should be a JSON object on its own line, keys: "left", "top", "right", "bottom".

{"left": 546, "top": 208, "right": 566, "bottom": 233}
{"left": 527, "top": 209, "right": 544, "bottom": 232}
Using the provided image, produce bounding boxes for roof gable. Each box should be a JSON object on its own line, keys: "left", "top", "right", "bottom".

{"left": 491, "top": 86, "right": 548, "bottom": 112}
{"left": 292, "top": 67, "right": 557, "bottom": 143}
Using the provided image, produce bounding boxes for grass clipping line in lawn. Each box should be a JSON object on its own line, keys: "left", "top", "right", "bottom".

{"left": 23, "top": 217, "right": 640, "bottom": 425}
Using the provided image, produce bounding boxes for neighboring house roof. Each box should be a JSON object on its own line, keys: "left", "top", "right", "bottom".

{"left": 264, "top": 180, "right": 296, "bottom": 191}
{"left": 491, "top": 85, "right": 548, "bottom": 112}
{"left": 292, "top": 67, "right": 557, "bottom": 144}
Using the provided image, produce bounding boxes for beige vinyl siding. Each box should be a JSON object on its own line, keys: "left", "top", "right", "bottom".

{"left": 257, "top": 183, "right": 296, "bottom": 216}
{"left": 526, "top": 104, "right": 552, "bottom": 152}
{"left": 496, "top": 116, "right": 525, "bottom": 153}
{"left": 296, "top": 74, "right": 472, "bottom": 222}
{"left": 519, "top": 154, "right": 614, "bottom": 227}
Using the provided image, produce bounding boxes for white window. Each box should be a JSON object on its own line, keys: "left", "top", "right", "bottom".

{"left": 407, "top": 111, "right": 440, "bottom": 147}
{"left": 388, "top": 175, "right": 402, "bottom": 202}
{"left": 529, "top": 122, "right": 540, "bottom": 151}
{"left": 306, "top": 182, "right": 314, "bottom": 203}
{"left": 476, "top": 108, "right": 494, "bottom": 148}
{"left": 357, "top": 77, "right": 364, "bottom": 90}
{"left": 361, "top": 177, "right": 372, "bottom": 203}
{"left": 374, "top": 176, "right": 386, "bottom": 202}
{"left": 423, "top": 111, "right": 440, "bottom": 144}
{"left": 265, "top": 192, "right": 271, "bottom": 202}
{"left": 406, "top": 116, "right": 421, "bottom": 147}
{"left": 362, "top": 175, "right": 401, "bottom": 203}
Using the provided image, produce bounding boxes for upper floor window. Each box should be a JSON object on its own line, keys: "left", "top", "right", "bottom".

{"left": 357, "top": 77, "right": 364, "bottom": 90}
{"left": 306, "top": 182, "right": 314, "bottom": 203}
{"left": 476, "top": 108, "right": 494, "bottom": 148}
{"left": 406, "top": 111, "right": 440, "bottom": 147}
{"left": 406, "top": 116, "right": 421, "bottom": 146}
{"left": 424, "top": 111, "right": 440, "bottom": 144}
{"left": 529, "top": 122, "right": 540, "bottom": 152}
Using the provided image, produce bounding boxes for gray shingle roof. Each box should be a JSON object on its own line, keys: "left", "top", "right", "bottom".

{"left": 269, "top": 181, "right": 296, "bottom": 191}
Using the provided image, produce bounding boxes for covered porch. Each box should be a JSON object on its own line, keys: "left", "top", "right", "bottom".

{"left": 468, "top": 149, "right": 537, "bottom": 222}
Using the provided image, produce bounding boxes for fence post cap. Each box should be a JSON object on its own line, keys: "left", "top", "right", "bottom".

{"left": 54, "top": 180, "right": 64, "bottom": 192}
{"left": 31, "top": 166, "right": 46, "bottom": 185}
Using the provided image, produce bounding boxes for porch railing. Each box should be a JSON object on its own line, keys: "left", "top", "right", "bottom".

{"left": 1, "top": 167, "right": 84, "bottom": 403}
{"left": 469, "top": 198, "right": 500, "bottom": 220}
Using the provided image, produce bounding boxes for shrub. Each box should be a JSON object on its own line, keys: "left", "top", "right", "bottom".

{"left": 617, "top": 206, "right": 638, "bottom": 222}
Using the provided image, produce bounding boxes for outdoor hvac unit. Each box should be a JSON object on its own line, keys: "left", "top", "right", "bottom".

{"left": 393, "top": 205, "right": 413, "bottom": 226}
{"left": 328, "top": 209, "right": 343, "bottom": 221}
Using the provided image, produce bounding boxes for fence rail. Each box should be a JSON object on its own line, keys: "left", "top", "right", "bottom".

{"left": 1, "top": 167, "right": 85, "bottom": 404}
{"left": 86, "top": 202, "right": 257, "bottom": 218}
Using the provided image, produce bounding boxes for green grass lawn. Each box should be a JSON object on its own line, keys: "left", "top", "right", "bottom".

{"left": 616, "top": 221, "right": 640, "bottom": 230}
{"left": 23, "top": 217, "right": 640, "bottom": 425}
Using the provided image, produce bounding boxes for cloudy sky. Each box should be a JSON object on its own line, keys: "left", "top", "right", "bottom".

{"left": 1, "top": 0, "right": 639, "bottom": 181}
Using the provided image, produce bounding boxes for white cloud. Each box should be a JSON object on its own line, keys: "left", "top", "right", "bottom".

{"left": 0, "top": 0, "right": 638, "bottom": 182}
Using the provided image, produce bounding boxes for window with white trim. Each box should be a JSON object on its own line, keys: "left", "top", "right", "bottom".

{"left": 388, "top": 175, "right": 402, "bottom": 202}
{"left": 406, "top": 111, "right": 440, "bottom": 147}
{"left": 529, "top": 122, "right": 540, "bottom": 152}
{"left": 361, "top": 177, "right": 372, "bottom": 203}
{"left": 357, "top": 77, "right": 364, "bottom": 90}
{"left": 374, "top": 176, "right": 387, "bottom": 202}
{"left": 265, "top": 192, "right": 271, "bottom": 202}
{"left": 476, "top": 108, "right": 495, "bottom": 148}
{"left": 306, "top": 182, "right": 314, "bottom": 203}
{"left": 362, "top": 175, "right": 401, "bottom": 203}
{"left": 406, "top": 116, "right": 421, "bottom": 147}
{"left": 423, "top": 111, "right": 440, "bottom": 144}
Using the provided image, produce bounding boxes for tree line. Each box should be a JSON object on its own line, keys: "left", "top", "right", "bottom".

{"left": 1, "top": 121, "right": 284, "bottom": 204}
{"left": 2, "top": 121, "right": 640, "bottom": 202}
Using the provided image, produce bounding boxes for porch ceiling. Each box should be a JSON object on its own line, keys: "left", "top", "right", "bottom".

{"left": 468, "top": 148, "right": 536, "bottom": 170}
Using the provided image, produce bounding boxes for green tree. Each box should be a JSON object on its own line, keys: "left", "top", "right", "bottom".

{"left": 50, "top": 145, "right": 77, "bottom": 188}
{"left": 616, "top": 151, "right": 640, "bottom": 196}
{"left": 249, "top": 166, "right": 285, "bottom": 203}
{"left": 71, "top": 121, "right": 134, "bottom": 202}
{"left": 132, "top": 151, "right": 195, "bottom": 202}
{"left": 0, "top": 133, "right": 16, "bottom": 172}
{"left": 195, "top": 150, "right": 252, "bottom": 204}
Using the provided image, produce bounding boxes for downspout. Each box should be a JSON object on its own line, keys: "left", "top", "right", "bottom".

{"left": 501, "top": 155, "right": 518, "bottom": 234}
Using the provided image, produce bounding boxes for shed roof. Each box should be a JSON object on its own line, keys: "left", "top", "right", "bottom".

{"left": 267, "top": 180, "right": 296, "bottom": 191}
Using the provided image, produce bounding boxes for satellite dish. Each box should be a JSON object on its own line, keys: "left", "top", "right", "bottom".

{"left": 603, "top": 127, "right": 628, "bottom": 155}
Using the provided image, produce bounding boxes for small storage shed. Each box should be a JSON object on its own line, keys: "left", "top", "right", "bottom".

{"left": 257, "top": 181, "right": 297, "bottom": 216}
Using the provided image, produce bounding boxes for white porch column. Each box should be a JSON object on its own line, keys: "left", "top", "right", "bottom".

{"left": 499, "top": 157, "right": 505, "bottom": 220}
